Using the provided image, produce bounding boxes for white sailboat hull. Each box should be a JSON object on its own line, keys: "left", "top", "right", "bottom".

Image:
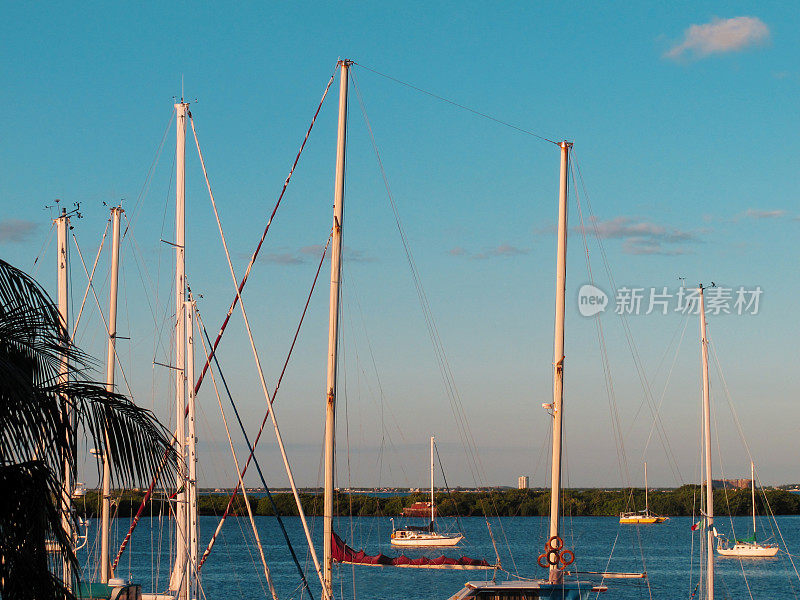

{"left": 717, "top": 542, "right": 778, "bottom": 558}
{"left": 390, "top": 532, "right": 464, "bottom": 547}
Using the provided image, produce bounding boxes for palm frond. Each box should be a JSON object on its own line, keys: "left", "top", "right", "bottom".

{"left": 60, "top": 382, "right": 178, "bottom": 487}
{"left": 0, "top": 461, "right": 76, "bottom": 600}
{"left": 0, "top": 258, "right": 179, "bottom": 596}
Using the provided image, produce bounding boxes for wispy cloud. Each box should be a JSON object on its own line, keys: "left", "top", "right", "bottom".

{"left": 345, "top": 248, "right": 377, "bottom": 263}
{"left": 260, "top": 252, "right": 304, "bottom": 265}
{"left": 257, "top": 245, "right": 374, "bottom": 266}
{"left": 588, "top": 216, "right": 699, "bottom": 256}
{"left": 744, "top": 208, "right": 786, "bottom": 219}
{"left": 0, "top": 219, "right": 39, "bottom": 243}
{"left": 591, "top": 216, "right": 695, "bottom": 242}
{"left": 622, "top": 238, "right": 691, "bottom": 256}
{"left": 665, "top": 16, "right": 769, "bottom": 61}
{"left": 448, "top": 243, "right": 529, "bottom": 260}
{"left": 300, "top": 244, "right": 325, "bottom": 256}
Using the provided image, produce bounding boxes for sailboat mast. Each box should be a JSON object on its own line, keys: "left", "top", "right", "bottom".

{"left": 100, "top": 206, "right": 122, "bottom": 582}
{"left": 699, "top": 286, "right": 714, "bottom": 600}
{"left": 185, "top": 300, "right": 198, "bottom": 599}
{"left": 170, "top": 100, "right": 189, "bottom": 598}
{"left": 751, "top": 461, "right": 756, "bottom": 535}
{"left": 644, "top": 462, "right": 649, "bottom": 513}
{"left": 56, "top": 207, "right": 74, "bottom": 591}
{"left": 547, "top": 141, "right": 571, "bottom": 584}
{"left": 323, "top": 59, "right": 350, "bottom": 594}
{"left": 431, "top": 436, "right": 435, "bottom": 527}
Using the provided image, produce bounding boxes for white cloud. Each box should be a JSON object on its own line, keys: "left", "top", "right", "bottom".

{"left": 744, "top": 208, "right": 786, "bottom": 219}
{"left": 622, "top": 238, "right": 691, "bottom": 256}
{"left": 589, "top": 216, "right": 699, "bottom": 256}
{"left": 665, "top": 16, "right": 769, "bottom": 60}
{"left": 300, "top": 244, "right": 326, "bottom": 255}
{"left": 448, "top": 243, "right": 529, "bottom": 260}
{"left": 258, "top": 244, "right": 374, "bottom": 266}
{"left": 591, "top": 216, "right": 695, "bottom": 242}
{"left": 260, "top": 252, "right": 304, "bottom": 265}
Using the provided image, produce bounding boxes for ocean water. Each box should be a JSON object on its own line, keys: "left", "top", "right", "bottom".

{"left": 80, "top": 515, "right": 800, "bottom": 600}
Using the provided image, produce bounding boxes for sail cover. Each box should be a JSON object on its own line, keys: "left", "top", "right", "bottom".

{"left": 331, "top": 532, "right": 495, "bottom": 570}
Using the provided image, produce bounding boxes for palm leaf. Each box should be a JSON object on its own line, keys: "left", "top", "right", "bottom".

{"left": 0, "top": 258, "right": 178, "bottom": 597}
{"left": 0, "top": 461, "right": 76, "bottom": 600}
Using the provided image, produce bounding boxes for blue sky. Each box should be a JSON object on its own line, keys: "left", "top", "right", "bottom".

{"left": 1, "top": 2, "right": 798, "bottom": 488}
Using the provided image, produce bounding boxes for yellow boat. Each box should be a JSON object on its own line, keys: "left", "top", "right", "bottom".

{"left": 619, "top": 463, "right": 668, "bottom": 524}
{"left": 619, "top": 511, "right": 668, "bottom": 524}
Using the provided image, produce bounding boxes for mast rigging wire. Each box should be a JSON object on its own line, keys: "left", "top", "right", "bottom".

{"left": 195, "top": 233, "right": 331, "bottom": 568}
{"left": 639, "top": 315, "right": 690, "bottom": 460}
{"left": 71, "top": 231, "right": 136, "bottom": 400}
{"left": 71, "top": 219, "right": 110, "bottom": 338}
{"left": 353, "top": 62, "right": 560, "bottom": 145}
{"left": 433, "top": 441, "right": 468, "bottom": 541}
{"left": 115, "top": 70, "right": 336, "bottom": 559}
{"left": 707, "top": 337, "right": 800, "bottom": 590}
{"left": 125, "top": 109, "right": 176, "bottom": 238}
{"left": 192, "top": 65, "right": 337, "bottom": 397}
{"left": 190, "top": 114, "right": 329, "bottom": 599}
{"left": 191, "top": 300, "right": 278, "bottom": 600}
{"left": 571, "top": 160, "right": 631, "bottom": 496}
{"left": 32, "top": 221, "right": 56, "bottom": 273}
{"left": 350, "top": 67, "right": 520, "bottom": 574}
{"left": 572, "top": 153, "right": 684, "bottom": 485}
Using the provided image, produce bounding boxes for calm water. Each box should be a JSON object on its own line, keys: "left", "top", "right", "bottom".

{"left": 80, "top": 515, "right": 800, "bottom": 600}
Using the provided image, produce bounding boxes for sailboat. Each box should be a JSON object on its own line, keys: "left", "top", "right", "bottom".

{"left": 619, "top": 462, "right": 668, "bottom": 524}
{"left": 390, "top": 436, "right": 464, "bottom": 547}
{"left": 716, "top": 461, "right": 778, "bottom": 557}
{"left": 694, "top": 286, "right": 779, "bottom": 574}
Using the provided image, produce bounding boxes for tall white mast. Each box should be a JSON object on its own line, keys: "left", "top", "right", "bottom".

{"left": 56, "top": 207, "right": 74, "bottom": 591}
{"left": 323, "top": 59, "right": 350, "bottom": 595}
{"left": 185, "top": 300, "right": 198, "bottom": 599}
{"left": 170, "top": 100, "right": 190, "bottom": 598}
{"left": 644, "top": 462, "right": 649, "bottom": 513}
{"left": 699, "top": 286, "right": 714, "bottom": 600}
{"left": 430, "top": 436, "right": 435, "bottom": 527}
{"left": 547, "top": 141, "right": 570, "bottom": 584}
{"left": 100, "top": 206, "right": 123, "bottom": 583}
{"left": 751, "top": 461, "right": 756, "bottom": 535}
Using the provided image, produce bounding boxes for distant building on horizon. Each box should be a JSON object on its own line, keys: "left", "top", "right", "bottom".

{"left": 518, "top": 476, "right": 529, "bottom": 489}
{"left": 712, "top": 478, "right": 751, "bottom": 490}
{"left": 403, "top": 501, "right": 435, "bottom": 517}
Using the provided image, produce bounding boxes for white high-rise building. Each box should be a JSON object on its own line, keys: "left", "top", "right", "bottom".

{"left": 518, "top": 475, "right": 529, "bottom": 489}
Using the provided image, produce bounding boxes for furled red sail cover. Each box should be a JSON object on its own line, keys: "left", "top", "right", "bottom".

{"left": 331, "top": 532, "right": 491, "bottom": 568}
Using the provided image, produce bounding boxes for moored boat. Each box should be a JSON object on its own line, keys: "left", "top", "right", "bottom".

{"left": 391, "top": 436, "right": 464, "bottom": 547}
{"left": 716, "top": 461, "right": 778, "bottom": 558}
{"left": 620, "top": 463, "right": 668, "bottom": 524}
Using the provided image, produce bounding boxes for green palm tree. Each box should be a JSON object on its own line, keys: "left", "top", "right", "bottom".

{"left": 0, "top": 258, "right": 177, "bottom": 599}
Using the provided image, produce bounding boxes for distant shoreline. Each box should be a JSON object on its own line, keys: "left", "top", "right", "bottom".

{"left": 74, "top": 485, "right": 800, "bottom": 518}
